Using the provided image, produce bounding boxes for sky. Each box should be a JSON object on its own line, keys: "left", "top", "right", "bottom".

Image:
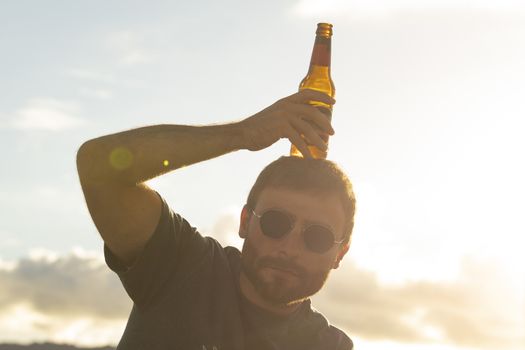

{"left": 1, "top": 0, "right": 524, "bottom": 349}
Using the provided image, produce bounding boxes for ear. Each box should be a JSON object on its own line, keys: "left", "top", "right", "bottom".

{"left": 332, "top": 243, "right": 349, "bottom": 269}
{"left": 239, "top": 205, "right": 251, "bottom": 239}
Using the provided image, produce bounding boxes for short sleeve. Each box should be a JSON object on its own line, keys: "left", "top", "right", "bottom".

{"left": 104, "top": 194, "right": 208, "bottom": 306}
{"left": 324, "top": 326, "right": 353, "bottom": 350}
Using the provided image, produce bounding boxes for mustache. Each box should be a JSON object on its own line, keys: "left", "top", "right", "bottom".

{"left": 257, "top": 256, "right": 306, "bottom": 277}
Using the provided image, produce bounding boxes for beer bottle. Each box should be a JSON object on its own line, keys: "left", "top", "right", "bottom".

{"left": 290, "top": 22, "right": 335, "bottom": 159}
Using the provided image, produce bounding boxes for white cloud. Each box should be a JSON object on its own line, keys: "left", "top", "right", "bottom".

{"left": 0, "top": 251, "right": 130, "bottom": 345}
{"left": 0, "top": 247, "right": 522, "bottom": 348}
{"left": 106, "top": 30, "right": 159, "bottom": 66}
{"left": 78, "top": 87, "right": 113, "bottom": 100}
{"left": 0, "top": 230, "right": 21, "bottom": 251}
{"left": 0, "top": 185, "right": 86, "bottom": 221}
{"left": 315, "top": 257, "right": 525, "bottom": 349}
{"left": 10, "top": 98, "right": 86, "bottom": 131}
{"left": 292, "top": 0, "right": 525, "bottom": 18}
{"left": 203, "top": 207, "right": 244, "bottom": 249}
{"left": 0, "top": 251, "right": 130, "bottom": 320}
{"left": 0, "top": 112, "right": 8, "bottom": 130}
{"left": 0, "top": 304, "right": 125, "bottom": 347}
{"left": 65, "top": 68, "right": 145, "bottom": 90}
{"left": 66, "top": 68, "right": 118, "bottom": 85}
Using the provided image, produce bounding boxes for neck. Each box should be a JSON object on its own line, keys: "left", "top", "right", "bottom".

{"left": 309, "top": 36, "right": 331, "bottom": 68}
{"left": 239, "top": 271, "right": 302, "bottom": 316}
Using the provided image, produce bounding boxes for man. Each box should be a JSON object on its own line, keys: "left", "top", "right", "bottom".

{"left": 76, "top": 89, "right": 356, "bottom": 349}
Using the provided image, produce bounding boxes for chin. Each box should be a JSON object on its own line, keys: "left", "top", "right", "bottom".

{"left": 257, "top": 276, "right": 322, "bottom": 306}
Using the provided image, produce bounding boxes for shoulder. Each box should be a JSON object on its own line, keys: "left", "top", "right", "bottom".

{"left": 224, "top": 245, "right": 241, "bottom": 259}
{"left": 307, "top": 306, "right": 353, "bottom": 350}
{"left": 323, "top": 325, "right": 353, "bottom": 350}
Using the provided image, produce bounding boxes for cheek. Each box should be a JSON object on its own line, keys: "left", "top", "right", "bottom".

{"left": 242, "top": 232, "right": 270, "bottom": 264}
{"left": 304, "top": 254, "right": 338, "bottom": 274}
{"left": 249, "top": 227, "right": 281, "bottom": 252}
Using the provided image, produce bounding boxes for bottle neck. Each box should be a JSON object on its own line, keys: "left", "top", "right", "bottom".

{"left": 309, "top": 36, "right": 331, "bottom": 68}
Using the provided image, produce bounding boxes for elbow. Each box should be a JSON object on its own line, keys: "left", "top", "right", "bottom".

{"left": 76, "top": 139, "right": 131, "bottom": 187}
{"left": 76, "top": 140, "right": 97, "bottom": 185}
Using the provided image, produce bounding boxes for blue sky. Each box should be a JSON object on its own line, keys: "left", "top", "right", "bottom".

{"left": 1, "top": 0, "right": 524, "bottom": 348}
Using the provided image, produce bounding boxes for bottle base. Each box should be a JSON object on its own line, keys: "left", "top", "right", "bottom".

{"left": 290, "top": 144, "right": 328, "bottom": 159}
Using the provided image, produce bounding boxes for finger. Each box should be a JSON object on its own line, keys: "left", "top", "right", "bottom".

{"left": 291, "top": 118, "right": 328, "bottom": 151}
{"left": 286, "top": 103, "right": 334, "bottom": 135}
{"left": 286, "top": 126, "right": 312, "bottom": 158}
{"left": 289, "top": 89, "right": 335, "bottom": 106}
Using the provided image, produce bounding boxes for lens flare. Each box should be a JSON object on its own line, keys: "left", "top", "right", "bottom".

{"left": 109, "top": 147, "right": 133, "bottom": 170}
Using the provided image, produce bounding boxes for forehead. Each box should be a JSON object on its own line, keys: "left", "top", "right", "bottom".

{"left": 255, "top": 187, "right": 346, "bottom": 234}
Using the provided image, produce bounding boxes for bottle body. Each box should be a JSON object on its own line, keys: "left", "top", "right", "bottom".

{"left": 290, "top": 23, "right": 335, "bottom": 159}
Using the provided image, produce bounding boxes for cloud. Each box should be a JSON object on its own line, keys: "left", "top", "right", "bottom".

{"left": 0, "top": 303, "right": 125, "bottom": 347}
{"left": 105, "top": 30, "right": 159, "bottom": 66}
{"left": 0, "top": 249, "right": 129, "bottom": 346}
{"left": 0, "top": 250, "right": 130, "bottom": 320}
{"left": 9, "top": 98, "right": 86, "bottom": 131}
{"left": 292, "top": 0, "right": 525, "bottom": 19}
{"left": 0, "top": 230, "right": 21, "bottom": 251}
{"left": 65, "top": 68, "right": 145, "bottom": 91}
{"left": 0, "top": 247, "right": 522, "bottom": 348}
{"left": 203, "top": 208, "right": 244, "bottom": 249}
{"left": 314, "top": 258, "right": 525, "bottom": 350}
{"left": 66, "top": 69, "right": 118, "bottom": 85}
{"left": 78, "top": 88, "right": 113, "bottom": 100}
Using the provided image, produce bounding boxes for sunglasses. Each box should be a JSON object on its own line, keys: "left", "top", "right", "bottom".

{"left": 250, "top": 208, "right": 344, "bottom": 254}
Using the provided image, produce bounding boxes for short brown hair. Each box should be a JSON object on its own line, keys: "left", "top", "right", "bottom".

{"left": 246, "top": 156, "right": 356, "bottom": 244}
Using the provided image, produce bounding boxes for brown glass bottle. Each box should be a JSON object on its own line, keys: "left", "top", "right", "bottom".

{"left": 290, "top": 22, "right": 335, "bottom": 159}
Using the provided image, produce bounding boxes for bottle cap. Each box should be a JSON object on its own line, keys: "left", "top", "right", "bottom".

{"left": 316, "top": 23, "right": 333, "bottom": 37}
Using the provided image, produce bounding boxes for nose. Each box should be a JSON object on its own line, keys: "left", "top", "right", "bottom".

{"left": 276, "top": 223, "right": 304, "bottom": 257}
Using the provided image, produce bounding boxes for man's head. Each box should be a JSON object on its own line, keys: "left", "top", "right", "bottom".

{"left": 245, "top": 156, "right": 355, "bottom": 243}
{"left": 238, "top": 156, "right": 356, "bottom": 308}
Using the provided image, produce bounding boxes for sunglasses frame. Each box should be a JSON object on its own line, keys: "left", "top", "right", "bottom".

{"left": 250, "top": 208, "right": 344, "bottom": 253}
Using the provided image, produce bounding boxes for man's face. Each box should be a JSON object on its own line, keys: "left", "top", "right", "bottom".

{"left": 240, "top": 187, "right": 348, "bottom": 306}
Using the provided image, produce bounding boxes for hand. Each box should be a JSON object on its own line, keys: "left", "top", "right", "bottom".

{"left": 238, "top": 89, "right": 335, "bottom": 158}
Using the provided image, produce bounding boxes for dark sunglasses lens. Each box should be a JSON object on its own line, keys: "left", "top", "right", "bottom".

{"left": 304, "top": 226, "right": 335, "bottom": 253}
{"left": 259, "top": 210, "right": 292, "bottom": 238}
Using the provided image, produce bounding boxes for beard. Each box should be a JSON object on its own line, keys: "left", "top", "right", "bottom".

{"left": 240, "top": 237, "right": 331, "bottom": 306}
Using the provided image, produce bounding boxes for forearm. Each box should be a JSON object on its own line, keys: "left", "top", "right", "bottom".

{"left": 77, "top": 123, "right": 244, "bottom": 186}
{"left": 76, "top": 89, "right": 336, "bottom": 187}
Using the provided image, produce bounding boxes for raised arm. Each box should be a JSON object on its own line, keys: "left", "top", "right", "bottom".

{"left": 76, "top": 89, "right": 335, "bottom": 266}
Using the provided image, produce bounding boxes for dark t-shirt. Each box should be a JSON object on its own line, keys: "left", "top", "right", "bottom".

{"left": 105, "top": 194, "right": 353, "bottom": 350}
